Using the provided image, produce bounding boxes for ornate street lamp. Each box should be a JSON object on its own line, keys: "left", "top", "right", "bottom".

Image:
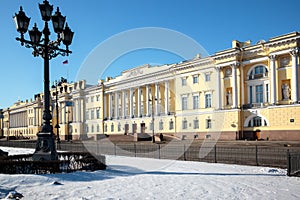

{"left": 14, "top": 0, "right": 74, "bottom": 160}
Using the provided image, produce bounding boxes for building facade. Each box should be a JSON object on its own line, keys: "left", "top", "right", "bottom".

{"left": 1, "top": 31, "right": 300, "bottom": 141}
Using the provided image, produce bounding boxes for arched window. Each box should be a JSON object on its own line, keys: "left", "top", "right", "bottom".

{"left": 245, "top": 115, "right": 268, "bottom": 127}
{"left": 246, "top": 64, "right": 270, "bottom": 105}
{"left": 248, "top": 65, "right": 268, "bottom": 80}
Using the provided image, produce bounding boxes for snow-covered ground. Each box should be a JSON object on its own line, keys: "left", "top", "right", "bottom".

{"left": 0, "top": 146, "right": 299, "bottom": 200}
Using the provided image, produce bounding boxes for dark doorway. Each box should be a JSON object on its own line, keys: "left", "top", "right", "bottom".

{"left": 140, "top": 123, "right": 145, "bottom": 133}
{"left": 124, "top": 124, "right": 129, "bottom": 135}
{"left": 132, "top": 123, "right": 137, "bottom": 134}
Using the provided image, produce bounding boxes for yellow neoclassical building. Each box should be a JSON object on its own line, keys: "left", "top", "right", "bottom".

{"left": 1, "top": 31, "right": 300, "bottom": 141}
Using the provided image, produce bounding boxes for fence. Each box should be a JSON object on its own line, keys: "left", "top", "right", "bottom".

{"left": 1, "top": 140, "right": 296, "bottom": 171}
{"left": 287, "top": 150, "right": 300, "bottom": 177}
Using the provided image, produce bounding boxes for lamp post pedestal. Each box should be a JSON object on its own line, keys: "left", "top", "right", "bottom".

{"left": 32, "top": 132, "right": 57, "bottom": 160}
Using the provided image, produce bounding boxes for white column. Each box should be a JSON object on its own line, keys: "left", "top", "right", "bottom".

{"left": 269, "top": 55, "right": 277, "bottom": 105}
{"left": 129, "top": 88, "right": 133, "bottom": 117}
{"left": 73, "top": 99, "right": 77, "bottom": 122}
{"left": 76, "top": 99, "right": 79, "bottom": 122}
{"left": 216, "top": 67, "right": 222, "bottom": 109}
{"left": 103, "top": 95, "right": 107, "bottom": 119}
{"left": 231, "top": 63, "right": 238, "bottom": 108}
{"left": 115, "top": 92, "right": 119, "bottom": 119}
{"left": 155, "top": 83, "right": 159, "bottom": 115}
{"left": 109, "top": 93, "right": 112, "bottom": 119}
{"left": 291, "top": 48, "right": 299, "bottom": 103}
{"left": 240, "top": 66, "right": 245, "bottom": 105}
{"left": 146, "top": 85, "right": 150, "bottom": 116}
{"left": 33, "top": 108, "right": 36, "bottom": 126}
{"left": 165, "top": 81, "right": 169, "bottom": 114}
{"left": 137, "top": 87, "right": 141, "bottom": 117}
{"left": 247, "top": 85, "right": 252, "bottom": 104}
{"left": 122, "top": 91, "right": 125, "bottom": 118}
{"left": 263, "top": 83, "right": 268, "bottom": 104}
{"left": 64, "top": 103, "right": 67, "bottom": 124}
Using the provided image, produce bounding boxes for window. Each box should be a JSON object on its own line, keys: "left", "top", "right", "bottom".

{"left": 248, "top": 65, "right": 268, "bottom": 80}
{"left": 206, "top": 119, "right": 212, "bottom": 129}
{"left": 205, "top": 94, "right": 212, "bottom": 108}
{"left": 91, "top": 125, "right": 94, "bottom": 133}
{"left": 182, "top": 96, "right": 188, "bottom": 110}
{"left": 247, "top": 65, "right": 269, "bottom": 104}
{"left": 193, "top": 75, "right": 198, "bottom": 84}
{"left": 91, "top": 109, "right": 94, "bottom": 120}
{"left": 193, "top": 95, "right": 199, "bottom": 109}
{"left": 182, "top": 78, "right": 187, "bottom": 86}
{"left": 85, "top": 110, "right": 89, "bottom": 120}
{"left": 111, "top": 123, "right": 114, "bottom": 132}
{"left": 255, "top": 85, "right": 263, "bottom": 103}
{"left": 150, "top": 122, "right": 154, "bottom": 131}
{"left": 91, "top": 96, "right": 94, "bottom": 102}
{"left": 193, "top": 118, "right": 199, "bottom": 129}
{"left": 182, "top": 118, "right": 188, "bottom": 129}
{"left": 247, "top": 116, "right": 267, "bottom": 127}
{"left": 118, "top": 123, "right": 121, "bottom": 132}
{"left": 86, "top": 125, "right": 89, "bottom": 133}
{"left": 97, "top": 124, "right": 100, "bottom": 132}
{"left": 159, "top": 120, "right": 164, "bottom": 130}
{"left": 96, "top": 95, "right": 100, "bottom": 101}
{"left": 169, "top": 120, "right": 174, "bottom": 130}
{"left": 205, "top": 73, "right": 211, "bottom": 82}
{"left": 96, "top": 109, "right": 100, "bottom": 119}
{"left": 104, "top": 124, "right": 107, "bottom": 132}
{"left": 86, "top": 97, "right": 89, "bottom": 103}
{"left": 253, "top": 117, "right": 262, "bottom": 127}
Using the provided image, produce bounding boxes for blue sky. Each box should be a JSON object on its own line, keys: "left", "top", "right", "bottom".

{"left": 1, "top": 0, "right": 300, "bottom": 108}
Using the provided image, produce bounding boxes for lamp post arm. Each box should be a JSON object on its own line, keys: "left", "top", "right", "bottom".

{"left": 16, "top": 37, "right": 72, "bottom": 59}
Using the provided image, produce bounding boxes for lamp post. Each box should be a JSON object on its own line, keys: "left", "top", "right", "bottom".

{"left": 51, "top": 79, "right": 62, "bottom": 149}
{"left": 14, "top": 0, "right": 74, "bottom": 160}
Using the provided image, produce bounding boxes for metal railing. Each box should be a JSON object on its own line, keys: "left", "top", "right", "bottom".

{"left": 1, "top": 140, "right": 296, "bottom": 171}
{"left": 287, "top": 150, "right": 300, "bottom": 177}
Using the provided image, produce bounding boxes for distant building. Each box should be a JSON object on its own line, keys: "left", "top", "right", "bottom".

{"left": 2, "top": 31, "right": 300, "bottom": 141}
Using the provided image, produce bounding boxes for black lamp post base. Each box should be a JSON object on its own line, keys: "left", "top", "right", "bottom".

{"left": 32, "top": 132, "right": 58, "bottom": 161}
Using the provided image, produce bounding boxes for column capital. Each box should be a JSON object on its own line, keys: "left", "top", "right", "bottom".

{"left": 215, "top": 66, "right": 221, "bottom": 72}
{"left": 290, "top": 47, "right": 299, "bottom": 56}
{"left": 230, "top": 62, "right": 240, "bottom": 69}
{"left": 269, "top": 54, "right": 276, "bottom": 61}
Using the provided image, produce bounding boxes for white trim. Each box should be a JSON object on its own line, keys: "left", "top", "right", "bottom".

{"left": 269, "top": 49, "right": 293, "bottom": 56}
{"left": 244, "top": 114, "right": 269, "bottom": 127}
{"left": 216, "top": 61, "right": 238, "bottom": 68}
{"left": 242, "top": 57, "right": 268, "bottom": 65}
